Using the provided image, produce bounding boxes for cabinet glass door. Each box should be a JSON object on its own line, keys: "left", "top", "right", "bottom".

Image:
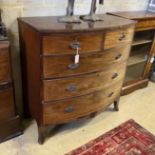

{"left": 124, "top": 30, "right": 154, "bottom": 84}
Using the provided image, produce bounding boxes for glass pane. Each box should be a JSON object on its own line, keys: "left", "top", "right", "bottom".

{"left": 128, "top": 44, "right": 151, "bottom": 66}
{"left": 124, "top": 62, "right": 146, "bottom": 82}
{"left": 124, "top": 29, "right": 154, "bottom": 84}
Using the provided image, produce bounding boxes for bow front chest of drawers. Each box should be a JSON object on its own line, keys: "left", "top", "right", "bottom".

{"left": 18, "top": 14, "right": 135, "bottom": 144}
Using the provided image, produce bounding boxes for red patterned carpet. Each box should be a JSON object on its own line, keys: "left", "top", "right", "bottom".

{"left": 66, "top": 119, "right": 155, "bottom": 155}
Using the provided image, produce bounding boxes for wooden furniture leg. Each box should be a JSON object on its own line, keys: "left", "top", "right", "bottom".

{"left": 38, "top": 125, "right": 47, "bottom": 144}
{"left": 114, "top": 97, "right": 120, "bottom": 111}
{"left": 38, "top": 124, "right": 59, "bottom": 144}
{"left": 90, "top": 112, "right": 98, "bottom": 118}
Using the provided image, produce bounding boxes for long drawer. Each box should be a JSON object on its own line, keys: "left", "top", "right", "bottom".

{"left": 0, "top": 42, "right": 12, "bottom": 84}
{"left": 43, "top": 45, "right": 130, "bottom": 79}
{"left": 0, "top": 88, "right": 15, "bottom": 122}
{"left": 43, "top": 33, "right": 103, "bottom": 55}
{"left": 43, "top": 81, "right": 122, "bottom": 124}
{"left": 43, "top": 63, "right": 126, "bottom": 102}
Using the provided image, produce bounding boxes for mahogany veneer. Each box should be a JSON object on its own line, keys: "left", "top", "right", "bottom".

{"left": 18, "top": 14, "right": 135, "bottom": 144}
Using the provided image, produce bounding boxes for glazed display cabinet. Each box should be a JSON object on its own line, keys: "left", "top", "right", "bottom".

{"left": 109, "top": 11, "right": 155, "bottom": 95}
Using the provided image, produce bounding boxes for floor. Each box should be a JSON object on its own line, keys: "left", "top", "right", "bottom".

{"left": 0, "top": 82, "right": 155, "bottom": 155}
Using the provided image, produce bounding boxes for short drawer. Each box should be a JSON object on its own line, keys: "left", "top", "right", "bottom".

{"left": 0, "top": 88, "right": 15, "bottom": 122}
{"left": 43, "top": 81, "right": 122, "bottom": 124}
{"left": 104, "top": 27, "right": 134, "bottom": 49}
{"left": 43, "top": 33, "right": 102, "bottom": 55}
{"left": 43, "top": 45, "right": 130, "bottom": 79}
{"left": 0, "top": 42, "right": 12, "bottom": 84}
{"left": 43, "top": 63, "right": 126, "bottom": 102}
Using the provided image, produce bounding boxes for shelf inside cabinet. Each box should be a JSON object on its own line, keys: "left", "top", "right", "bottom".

{"left": 132, "top": 30, "right": 154, "bottom": 46}
{"left": 128, "top": 53, "right": 147, "bottom": 66}
{"left": 132, "top": 39, "right": 152, "bottom": 46}
{"left": 127, "top": 44, "right": 150, "bottom": 66}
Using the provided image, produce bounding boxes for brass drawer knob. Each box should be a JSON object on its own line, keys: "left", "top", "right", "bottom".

{"left": 115, "top": 53, "right": 122, "bottom": 60}
{"left": 112, "top": 73, "right": 118, "bottom": 79}
{"left": 68, "top": 63, "right": 79, "bottom": 70}
{"left": 64, "top": 106, "right": 74, "bottom": 113}
{"left": 119, "top": 32, "right": 126, "bottom": 41}
{"left": 108, "top": 92, "right": 114, "bottom": 98}
{"left": 67, "top": 84, "right": 77, "bottom": 92}
{"left": 70, "top": 41, "right": 81, "bottom": 49}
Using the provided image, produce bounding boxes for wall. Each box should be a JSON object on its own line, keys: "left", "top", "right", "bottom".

{"left": 0, "top": 0, "right": 150, "bottom": 114}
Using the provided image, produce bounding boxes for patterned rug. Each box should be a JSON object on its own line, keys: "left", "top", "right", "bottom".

{"left": 65, "top": 119, "right": 155, "bottom": 155}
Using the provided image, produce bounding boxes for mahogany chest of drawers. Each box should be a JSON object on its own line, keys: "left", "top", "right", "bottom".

{"left": 18, "top": 14, "right": 135, "bottom": 144}
{"left": 0, "top": 41, "right": 22, "bottom": 142}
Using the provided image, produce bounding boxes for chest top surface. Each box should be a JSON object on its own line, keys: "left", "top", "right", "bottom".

{"left": 18, "top": 14, "right": 135, "bottom": 33}
{"left": 108, "top": 11, "right": 155, "bottom": 20}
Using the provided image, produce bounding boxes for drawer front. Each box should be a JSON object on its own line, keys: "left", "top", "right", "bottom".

{"left": 104, "top": 27, "right": 134, "bottom": 49}
{"left": 0, "top": 88, "right": 15, "bottom": 121}
{"left": 43, "top": 33, "right": 102, "bottom": 55}
{"left": 0, "top": 45, "right": 11, "bottom": 84}
{"left": 43, "top": 81, "right": 122, "bottom": 124}
{"left": 136, "top": 19, "right": 155, "bottom": 31}
{"left": 43, "top": 63, "right": 126, "bottom": 102}
{"left": 43, "top": 45, "right": 130, "bottom": 79}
